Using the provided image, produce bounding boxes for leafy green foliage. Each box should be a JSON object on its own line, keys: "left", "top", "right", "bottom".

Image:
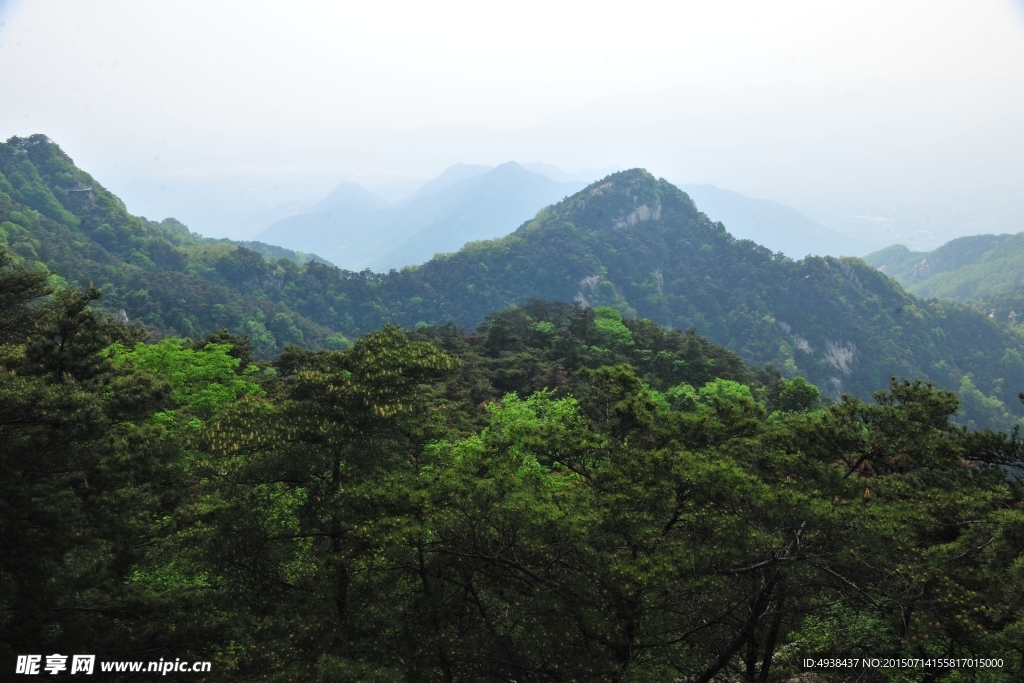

{"left": 778, "top": 376, "right": 821, "bottom": 412}
{"left": 0, "top": 258, "right": 183, "bottom": 670}
{"left": 108, "top": 338, "right": 263, "bottom": 417}
{"left": 403, "top": 300, "right": 772, "bottom": 437}
{"left": 0, "top": 248, "right": 50, "bottom": 344}
{"left": 593, "top": 305, "right": 635, "bottom": 348}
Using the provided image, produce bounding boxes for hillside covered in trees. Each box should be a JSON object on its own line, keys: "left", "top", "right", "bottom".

{"left": 865, "top": 234, "right": 1024, "bottom": 303}
{"left": 2, "top": 134, "right": 1023, "bottom": 431}
{"left": 3, "top": 247, "right": 1023, "bottom": 681}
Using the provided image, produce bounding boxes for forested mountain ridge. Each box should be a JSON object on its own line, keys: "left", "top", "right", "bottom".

{"left": 3, "top": 134, "right": 1024, "bottom": 430}
{"left": 0, "top": 135, "right": 343, "bottom": 354}
{"left": 865, "top": 233, "right": 1024, "bottom": 302}
{"left": 272, "top": 169, "right": 1023, "bottom": 428}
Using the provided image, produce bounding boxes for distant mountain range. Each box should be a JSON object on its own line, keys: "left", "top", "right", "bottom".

{"left": 259, "top": 162, "right": 585, "bottom": 271}
{"left": 677, "top": 184, "right": 863, "bottom": 258}
{"left": 261, "top": 169, "right": 863, "bottom": 272}
{"left": 3, "top": 134, "right": 1023, "bottom": 430}
{"left": 864, "top": 234, "right": 1024, "bottom": 303}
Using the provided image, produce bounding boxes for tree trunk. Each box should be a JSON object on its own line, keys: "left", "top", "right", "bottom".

{"left": 331, "top": 453, "right": 347, "bottom": 623}
{"left": 694, "top": 573, "right": 780, "bottom": 683}
{"left": 758, "top": 594, "right": 785, "bottom": 683}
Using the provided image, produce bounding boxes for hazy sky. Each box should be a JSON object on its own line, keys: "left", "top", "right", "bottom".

{"left": 1, "top": 0, "right": 1023, "bottom": 247}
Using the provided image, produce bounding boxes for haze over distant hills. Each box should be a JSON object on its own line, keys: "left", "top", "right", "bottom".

{"left": 675, "top": 184, "right": 864, "bottom": 258}
{"left": 260, "top": 162, "right": 586, "bottom": 271}
{"left": 259, "top": 162, "right": 867, "bottom": 271}
{"left": 521, "top": 162, "right": 622, "bottom": 184}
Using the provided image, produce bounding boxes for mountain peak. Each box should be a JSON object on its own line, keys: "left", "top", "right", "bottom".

{"left": 314, "top": 182, "right": 388, "bottom": 212}
{"left": 401, "top": 163, "right": 492, "bottom": 203}
{"left": 541, "top": 169, "right": 679, "bottom": 232}
{"left": 575, "top": 168, "right": 661, "bottom": 204}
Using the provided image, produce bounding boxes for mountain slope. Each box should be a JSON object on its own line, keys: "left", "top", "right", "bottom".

{"left": 400, "top": 162, "right": 492, "bottom": 201}
{"left": 323, "top": 172, "right": 1018, "bottom": 413}
{"left": 4, "top": 135, "right": 1023, "bottom": 429}
{"left": 864, "top": 234, "right": 1024, "bottom": 302}
{"left": 0, "top": 135, "right": 340, "bottom": 355}
{"left": 205, "top": 237, "right": 335, "bottom": 267}
{"left": 258, "top": 162, "right": 583, "bottom": 270}
{"left": 678, "top": 183, "right": 863, "bottom": 258}
{"left": 242, "top": 168, "right": 1024, "bottom": 426}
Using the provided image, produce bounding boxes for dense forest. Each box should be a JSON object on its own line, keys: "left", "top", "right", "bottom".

{"left": 2, "top": 247, "right": 1024, "bottom": 681}
{"left": 2, "top": 135, "right": 1023, "bottom": 431}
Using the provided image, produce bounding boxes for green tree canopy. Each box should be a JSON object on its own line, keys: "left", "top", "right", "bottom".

{"left": 108, "top": 337, "right": 262, "bottom": 417}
